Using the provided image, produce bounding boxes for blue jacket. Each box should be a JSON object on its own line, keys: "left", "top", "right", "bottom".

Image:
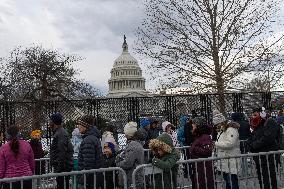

{"left": 177, "top": 115, "right": 189, "bottom": 146}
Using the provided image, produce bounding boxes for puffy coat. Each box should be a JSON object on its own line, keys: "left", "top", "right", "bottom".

{"left": 116, "top": 138, "right": 144, "bottom": 188}
{"left": 149, "top": 133, "right": 180, "bottom": 189}
{"left": 215, "top": 122, "right": 241, "bottom": 174}
{"left": 247, "top": 117, "right": 281, "bottom": 153}
{"left": 276, "top": 115, "right": 284, "bottom": 124}
{"left": 190, "top": 134, "right": 214, "bottom": 189}
{"left": 78, "top": 127, "right": 103, "bottom": 171}
{"left": 50, "top": 127, "right": 73, "bottom": 173}
{"left": 145, "top": 128, "right": 160, "bottom": 149}
{"left": 0, "top": 140, "right": 35, "bottom": 178}
{"left": 138, "top": 127, "right": 148, "bottom": 143}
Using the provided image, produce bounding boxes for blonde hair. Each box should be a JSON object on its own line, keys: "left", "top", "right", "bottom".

{"left": 30, "top": 130, "right": 41, "bottom": 138}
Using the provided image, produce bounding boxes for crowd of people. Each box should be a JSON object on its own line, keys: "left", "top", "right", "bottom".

{"left": 0, "top": 106, "right": 283, "bottom": 189}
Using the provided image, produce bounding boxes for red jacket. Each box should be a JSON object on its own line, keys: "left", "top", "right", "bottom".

{"left": 0, "top": 140, "right": 35, "bottom": 178}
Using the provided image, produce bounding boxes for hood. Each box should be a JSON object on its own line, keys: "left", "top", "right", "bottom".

{"left": 228, "top": 121, "right": 240, "bottom": 129}
{"left": 149, "top": 133, "right": 173, "bottom": 154}
{"left": 83, "top": 126, "right": 101, "bottom": 138}
{"left": 231, "top": 112, "right": 245, "bottom": 122}
{"left": 157, "top": 133, "right": 173, "bottom": 147}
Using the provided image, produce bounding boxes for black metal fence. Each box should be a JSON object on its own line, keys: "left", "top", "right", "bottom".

{"left": 0, "top": 91, "right": 283, "bottom": 142}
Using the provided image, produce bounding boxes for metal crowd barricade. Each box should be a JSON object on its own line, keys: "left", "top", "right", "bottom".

{"left": 0, "top": 167, "right": 128, "bottom": 189}
{"left": 144, "top": 146, "right": 191, "bottom": 163}
{"left": 36, "top": 146, "right": 192, "bottom": 170}
{"left": 35, "top": 158, "right": 52, "bottom": 175}
{"left": 132, "top": 150, "right": 284, "bottom": 189}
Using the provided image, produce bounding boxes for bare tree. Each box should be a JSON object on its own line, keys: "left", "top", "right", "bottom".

{"left": 2, "top": 45, "right": 99, "bottom": 101}
{"left": 1, "top": 45, "right": 100, "bottom": 129}
{"left": 136, "top": 0, "right": 284, "bottom": 112}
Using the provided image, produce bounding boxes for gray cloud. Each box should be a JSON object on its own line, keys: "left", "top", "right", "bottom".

{"left": 0, "top": 0, "right": 147, "bottom": 94}
{"left": 45, "top": 0, "right": 144, "bottom": 53}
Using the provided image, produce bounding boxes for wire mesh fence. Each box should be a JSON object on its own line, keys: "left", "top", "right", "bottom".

{"left": 0, "top": 91, "right": 284, "bottom": 144}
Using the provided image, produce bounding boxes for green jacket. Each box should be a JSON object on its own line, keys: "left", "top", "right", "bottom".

{"left": 151, "top": 133, "right": 180, "bottom": 189}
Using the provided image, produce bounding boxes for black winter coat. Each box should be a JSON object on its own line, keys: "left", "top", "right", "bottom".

{"left": 184, "top": 122, "right": 194, "bottom": 146}
{"left": 247, "top": 118, "right": 281, "bottom": 153}
{"left": 78, "top": 127, "right": 103, "bottom": 171}
{"left": 102, "top": 155, "right": 117, "bottom": 189}
{"left": 144, "top": 128, "right": 160, "bottom": 148}
{"left": 50, "top": 127, "right": 73, "bottom": 173}
{"left": 231, "top": 112, "right": 251, "bottom": 140}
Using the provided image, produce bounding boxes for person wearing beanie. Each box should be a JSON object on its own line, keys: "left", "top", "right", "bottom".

{"left": 247, "top": 108, "right": 281, "bottom": 189}
{"left": 213, "top": 110, "right": 241, "bottom": 189}
{"left": 116, "top": 122, "right": 144, "bottom": 188}
{"left": 148, "top": 133, "right": 180, "bottom": 189}
{"left": 29, "top": 130, "right": 46, "bottom": 175}
{"left": 49, "top": 112, "right": 73, "bottom": 189}
{"left": 101, "top": 130, "right": 118, "bottom": 152}
{"left": 212, "top": 110, "right": 226, "bottom": 128}
{"left": 77, "top": 115, "right": 103, "bottom": 189}
{"left": 138, "top": 118, "right": 151, "bottom": 144}
{"left": 161, "top": 121, "right": 180, "bottom": 147}
{"left": 101, "top": 142, "right": 117, "bottom": 189}
{"left": 189, "top": 117, "right": 214, "bottom": 189}
{"left": 144, "top": 118, "right": 160, "bottom": 149}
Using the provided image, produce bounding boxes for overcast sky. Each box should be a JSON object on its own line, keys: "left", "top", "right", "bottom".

{"left": 1, "top": 0, "right": 284, "bottom": 95}
{"left": 0, "top": 0, "right": 145, "bottom": 95}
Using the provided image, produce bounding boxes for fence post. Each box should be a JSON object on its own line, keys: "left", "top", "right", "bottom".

{"left": 0, "top": 101, "right": 15, "bottom": 142}
{"left": 262, "top": 92, "right": 272, "bottom": 110}
{"left": 232, "top": 93, "right": 243, "bottom": 113}
{"left": 165, "top": 96, "right": 176, "bottom": 124}
{"left": 88, "top": 98, "right": 101, "bottom": 128}
{"left": 127, "top": 97, "right": 139, "bottom": 124}
{"left": 199, "top": 94, "right": 212, "bottom": 124}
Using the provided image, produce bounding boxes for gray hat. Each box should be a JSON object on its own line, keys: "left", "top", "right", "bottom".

{"left": 212, "top": 110, "right": 226, "bottom": 125}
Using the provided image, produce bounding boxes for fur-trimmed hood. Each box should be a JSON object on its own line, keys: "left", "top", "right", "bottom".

{"left": 228, "top": 121, "right": 240, "bottom": 129}
{"left": 149, "top": 133, "right": 173, "bottom": 153}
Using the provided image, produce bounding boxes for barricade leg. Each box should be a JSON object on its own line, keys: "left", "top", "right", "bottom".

{"left": 2, "top": 180, "right": 32, "bottom": 189}
{"left": 57, "top": 175, "right": 70, "bottom": 189}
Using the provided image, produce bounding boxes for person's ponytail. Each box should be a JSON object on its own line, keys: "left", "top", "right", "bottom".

{"left": 7, "top": 125, "right": 20, "bottom": 158}
{"left": 10, "top": 137, "right": 19, "bottom": 157}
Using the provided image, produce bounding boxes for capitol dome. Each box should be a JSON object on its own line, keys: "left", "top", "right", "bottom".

{"left": 108, "top": 35, "right": 148, "bottom": 97}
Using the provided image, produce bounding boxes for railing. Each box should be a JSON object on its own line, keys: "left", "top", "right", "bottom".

{"left": 132, "top": 150, "right": 284, "bottom": 189}
{"left": 0, "top": 167, "right": 127, "bottom": 189}
{"left": 35, "top": 140, "right": 248, "bottom": 174}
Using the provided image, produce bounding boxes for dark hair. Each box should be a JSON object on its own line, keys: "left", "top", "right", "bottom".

{"left": 7, "top": 125, "right": 20, "bottom": 157}
{"left": 79, "top": 115, "right": 95, "bottom": 126}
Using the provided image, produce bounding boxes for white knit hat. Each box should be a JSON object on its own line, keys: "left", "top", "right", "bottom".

{"left": 124, "top": 122, "right": 137, "bottom": 137}
{"left": 212, "top": 110, "right": 226, "bottom": 125}
{"left": 162, "top": 121, "right": 171, "bottom": 132}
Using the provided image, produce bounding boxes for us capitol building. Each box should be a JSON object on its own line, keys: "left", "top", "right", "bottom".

{"left": 107, "top": 35, "right": 149, "bottom": 97}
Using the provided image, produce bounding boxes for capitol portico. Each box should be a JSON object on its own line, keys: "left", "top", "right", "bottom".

{"left": 108, "top": 36, "right": 148, "bottom": 97}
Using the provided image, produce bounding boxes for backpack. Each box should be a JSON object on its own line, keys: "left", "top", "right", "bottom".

{"left": 278, "top": 124, "right": 284, "bottom": 150}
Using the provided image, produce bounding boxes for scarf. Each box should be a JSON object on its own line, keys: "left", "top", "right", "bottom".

{"left": 250, "top": 116, "right": 262, "bottom": 130}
